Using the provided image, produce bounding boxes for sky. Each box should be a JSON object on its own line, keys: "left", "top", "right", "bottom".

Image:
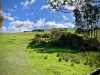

{"left": 0, "top": 0, "right": 75, "bottom": 32}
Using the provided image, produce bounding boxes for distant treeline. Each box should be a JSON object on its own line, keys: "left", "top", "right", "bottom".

{"left": 24, "top": 28, "right": 68, "bottom": 32}
{"left": 24, "top": 29, "right": 44, "bottom": 32}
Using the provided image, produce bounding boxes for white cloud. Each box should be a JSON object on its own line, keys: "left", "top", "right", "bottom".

{"left": 31, "top": 13, "right": 33, "bottom": 15}
{"left": 26, "top": 13, "right": 34, "bottom": 16}
{"left": 8, "top": 9, "right": 15, "bottom": 12}
{"left": 63, "top": 15, "right": 69, "bottom": 20}
{"left": 34, "top": 18, "right": 45, "bottom": 29}
{"left": 21, "top": 0, "right": 29, "bottom": 9}
{"left": 0, "top": 26, "right": 7, "bottom": 32}
{"left": 66, "top": 22, "right": 75, "bottom": 28}
{"left": 1, "top": 11, "right": 18, "bottom": 21}
{"left": 8, "top": 19, "right": 34, "bottom": 32}
{"left": 44, "top": 21, "right": 65, "bottom": 29}
{"left": 64, "top": 5, "right": 75, "bottom": 10}
{"left": 21, "top": 0, "right": 35, "bottom": 9}
{"left": 14, "top": 5, "right": 17, "bottom": 9}
{"left": 30, "top": 0, "right": 35, "bottom": 4}
{"left": 26, "top": 13, "right": 28, "bottom": 16}
{"left": 44, "top": 21, "right": 75, "bottom": 29}
{"left": 8, "top": 18, "right": 45, "bottom": 32}
{"left": 41, "top": 4, "right": 56, "bottom": 12}
{"left": 7, "top": 18, "right": 75, "bottom": 32}
{"left": 41, "top": 5, "right": 50, "bottom": 10}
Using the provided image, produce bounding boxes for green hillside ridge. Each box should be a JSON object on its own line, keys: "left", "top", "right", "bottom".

{"left": 0, "top": 29, "right": 100, "bottom": 75}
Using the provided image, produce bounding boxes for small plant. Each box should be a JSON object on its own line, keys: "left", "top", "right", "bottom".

{"left": 75, "top": 60, "right": 80, "bottom": 64}
{"left": 58, "top": 57, "right": 62, "bottom": 62}
{"left": 94, "top": 60, "right": 100, "bottom": 68}
{"left": 37, "top": 49, "right": 43, "bottom": 53}
{"left": 70, "top": 59, "right": 74, "bottom": 66}
{"left": 65, "top": 57, "right": 69, "bottom": 62}
{"left": 71, "top": 62, "right": 74, "bottom": 66}
{"left": 84, "top": 61, "right": 88, "bottom": 65}
{"left": 56, "top": 53, "right": 59, "bottom": 57}
{"left": 89, "top": 62, "right": 93, "bottom": 67}
{"left": 44, "top": 55, "right": 47, "bottom": 59}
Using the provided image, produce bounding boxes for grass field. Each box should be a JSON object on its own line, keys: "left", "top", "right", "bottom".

{"left": 0, "top": 29, "right": 100, "bottom": 75}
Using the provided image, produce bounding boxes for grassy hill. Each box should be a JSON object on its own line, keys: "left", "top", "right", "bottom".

{"left": 0, "top": 29, "right": 100, "bottom": 75}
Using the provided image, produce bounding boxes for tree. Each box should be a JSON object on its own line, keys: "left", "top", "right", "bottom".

{"left": 46, "top": 0, "right": 100, "bottom": 38}
{"left": 0, "top": 1, "right": 4, "bottom": 33}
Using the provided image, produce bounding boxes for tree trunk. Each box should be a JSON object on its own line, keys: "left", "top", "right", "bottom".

{"left": 91, "top": 24, "right": 92, "bottom": 39}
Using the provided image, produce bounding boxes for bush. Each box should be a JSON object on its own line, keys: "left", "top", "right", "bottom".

{"left": 30, "top": 31, "right": 100, "bottom": 52}
{"left": 51, "top": 31, "right": 64, "bottom": 39}
{"left": 36, "top": 34, "right": 42, "bottom": 38}
{"left": 42, "top": 33, "right": 51, "bottom": 38}
{"left": 94, "top": 61, "right": 100, "bottom": 68}
{"left": 84, "top": 61, "right": 88, "bottom": 65}
{"left": 33, "top": 38, "right": 45, "bottom": 44}
{"left": 88, "top": 58, "right": 93, "bottom": 67}
{"left": 71, "top": 58, "right": 80, "bottom": 64}
{"left": 64, "top": 57, "right": 69, "bottom": 62}
{"left": 50, "top": 31, "right": 100, "bottom": 51}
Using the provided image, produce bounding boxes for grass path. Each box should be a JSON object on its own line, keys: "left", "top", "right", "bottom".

{"left": 0, "top": 33, "right": 35, "bottom": 75}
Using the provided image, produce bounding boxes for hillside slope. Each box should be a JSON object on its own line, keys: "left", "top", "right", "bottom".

{"left": 0, "top": 30, "right": 100, "bottom": 75}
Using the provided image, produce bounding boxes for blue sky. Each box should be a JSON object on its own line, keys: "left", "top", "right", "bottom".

{"left": 1, "top": 0, "right": 75, "bottom": 32}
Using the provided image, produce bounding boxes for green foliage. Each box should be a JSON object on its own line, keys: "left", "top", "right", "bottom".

{"left": 84, "top": 61, "right": 88, "bottom": 65}
{"left": 64, "top": 56, "right": 69, "bottom": 62}
{"left": 30, "top": 30, "right": 100, "bottom": 52}
{"left": 42, "top": 33, "right": 51, "bottom": 38}
{"left": 33, "top": 37, "right": 46, "bottom": 45}
{"left": 71, "top": 62, "right": 74, "bottom": 66}
{"left": 71, "top": 58, "right": 80, "bottom": 64}
{"left": 36, "top": 34, "right": 42, "bottom": 38}
{"left": 50, "top": 32, "right": 100, "bottom": 51}
{"left": 47, "top": 0, "right": 100, "bottom": 39}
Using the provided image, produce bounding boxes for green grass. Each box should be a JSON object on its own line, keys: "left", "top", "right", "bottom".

{"left": 0, "top": 29, "right": 100, "bottom": 75}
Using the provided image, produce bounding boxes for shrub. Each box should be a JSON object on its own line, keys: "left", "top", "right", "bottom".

{"left": 36, "top": 34, "right": 42, "bottom": 38}
{"left": 30, "top": 30, "right": 100, "bottom": 52}
{"left": 71, "top": 62, "right": 74, "bottom": 66}
{"left": 42, "top": 33, "right": 51, "bottom": 38}
{"left": 56, "top": 53, "right": 60, "bottom": 57}
{"left": 84, "top": 61, "right": 88, "bottom": 65}
{"left": 50, "top": 31, "right": 64, "bottom": 39}
{"left": 88, "top": 58, "right": 93, "bottom": 67}
{"left": 64, "top": 57, "right": 69, "bottom": 62}
{"left": 58, "top": 57, "right": 62, "bottom": 62}
{"left": 89, "top": 62, "right": 93, "bottom": 67}
{"left": 33, "top": 38, "right": 46, "bottom": 44}
{"left": 94, "top": 61, "right": 100, "bottom": 68}
{"left": 71, "top": 58, "right": 80, "bottom": 64}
